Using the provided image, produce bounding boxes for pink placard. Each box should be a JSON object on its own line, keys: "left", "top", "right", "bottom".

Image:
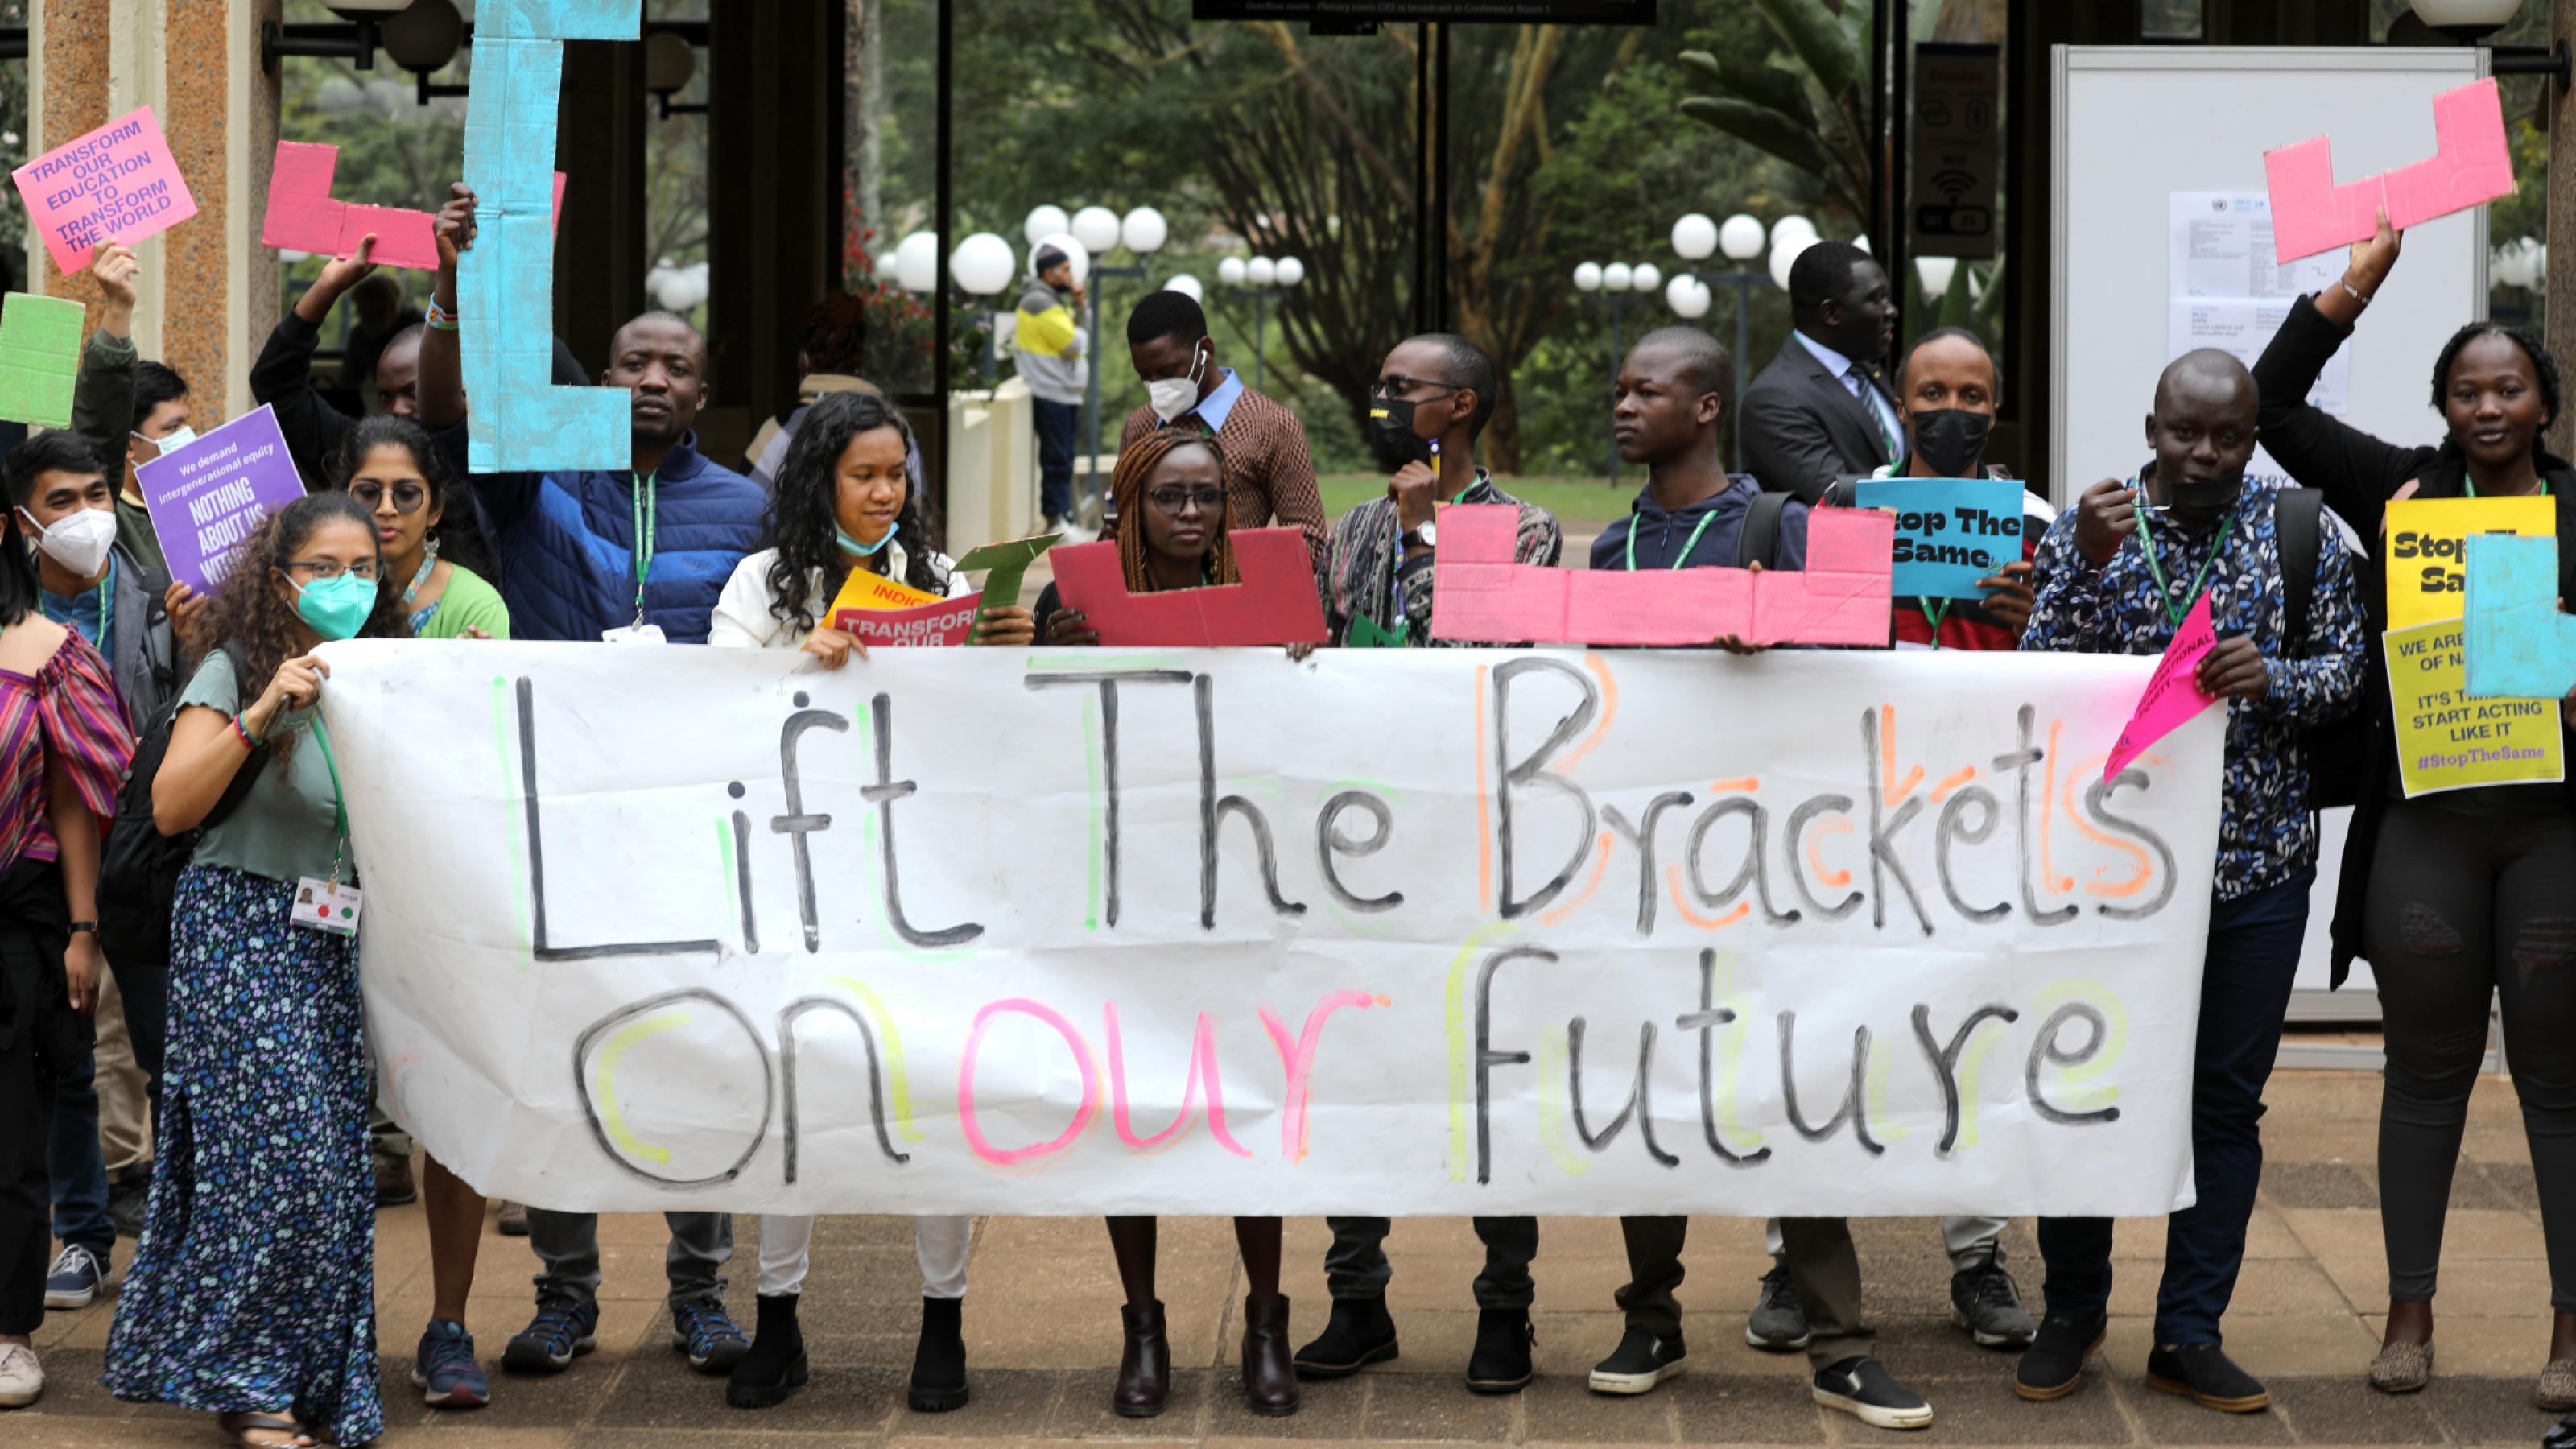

{"left": 12, "top": 106, "right": 199, "bottom": 279}
{"left": 1427, "top": 503, "right": 1894, "bottom": 647}
{"left": 262, "top": 140, "right": 567, "bottom": 270}
{"left": 2104, "top": 592, "right": 2220, "bottom": 782}
{"left": 832, "top": 592, "right": 982, "bottom": 648}
{"left": 1048, "top": 527, "right": 1328, "bottom": 646}
{"left": 2263, "top": 78, "right": 2514, "bottom": 264}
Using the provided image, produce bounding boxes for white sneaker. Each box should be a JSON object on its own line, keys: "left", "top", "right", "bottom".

{"left": 0, "top": 1342, "right": 43, "bottom": 1407}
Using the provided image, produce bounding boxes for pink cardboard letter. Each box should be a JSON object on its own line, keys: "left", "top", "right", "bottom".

{"left": 2104, "top": 592, "right": 2220, "bottom": 782}
{"left": 1047, "top": 526, "right": 1327, "bottom": 646}
{"left": 2264, "top": 78, "right": 2514, "bottom": 264}
{"left": 262, "top": 140, "right": 566, "bottom": 271}
{"left": 13, "top": 106, "right": 199, "bottom": 279}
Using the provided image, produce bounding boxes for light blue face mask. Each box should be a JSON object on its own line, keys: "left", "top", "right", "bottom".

{"left": 288, "top": 571, "right": 378, "bottom": 641}
{"left": 134, "top": 423, "right": 198, "bottom": 457}
{"left": 837, "top": 520, "right": 898, "bottom": 557}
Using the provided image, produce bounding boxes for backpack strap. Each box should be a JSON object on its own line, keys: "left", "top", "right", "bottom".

{"left": 2276, "top": 488, "right": 2322, "bottom": 659}
{"left": 1741, "top": 489, "right": 1792, "bottom": 569}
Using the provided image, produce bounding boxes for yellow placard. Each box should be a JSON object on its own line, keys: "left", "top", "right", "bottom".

{"left": 2383, "top": 619, "right": 2565, "bottom": 797}
{"left": 829, "top": 567, "right": 943, "bottom": 615}
{"left": 2384, "top": 495, "right": 2555, "bottom": 630}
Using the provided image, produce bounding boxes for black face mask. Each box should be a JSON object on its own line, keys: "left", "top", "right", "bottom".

{"left": 1907, "top": 407, "right": 1993, "bottom": 477}
{"left": 1365, "top": 394, "right": 1435, "bottom": 472}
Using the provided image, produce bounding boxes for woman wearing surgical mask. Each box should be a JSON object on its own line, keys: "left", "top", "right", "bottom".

{"left": 333, "top": 416, "right": 509, "bottom": 642}
{"left": 105, "top": 493, "right": 408, "bottom": 1449}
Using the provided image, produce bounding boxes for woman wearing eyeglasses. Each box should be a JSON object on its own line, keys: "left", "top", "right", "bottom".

{"left": 105, "top": 493, "right": 411, "bottom": 1449}
{"left": 336, "top": 417, "right": 508, "bottom": 642}
{"left": 1028, "top": 427, "right": 1298, "bottom": 1421}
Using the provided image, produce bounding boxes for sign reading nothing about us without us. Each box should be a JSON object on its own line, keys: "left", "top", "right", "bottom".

{"left": 316, "top": 642, "right": 2223, "bottom": 1219}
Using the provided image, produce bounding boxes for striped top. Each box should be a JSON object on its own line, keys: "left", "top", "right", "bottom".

{"left": 0, "top": 630, "right": 135, "bottom": 868}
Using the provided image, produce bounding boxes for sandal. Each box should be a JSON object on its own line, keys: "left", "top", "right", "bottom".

{"left": 219, "top": 1410, "right": 324, "bottom": 1447}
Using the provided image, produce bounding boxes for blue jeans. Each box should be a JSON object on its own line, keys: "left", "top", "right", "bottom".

{"left": 47, "top": 1042, "right": 112, "bottom": 1259}
{"left": 2037, "top": 868, "right": 2314, "bottom": 1347}
{"left": 1033, "top": 397, "right": 1078, "bottom": 523}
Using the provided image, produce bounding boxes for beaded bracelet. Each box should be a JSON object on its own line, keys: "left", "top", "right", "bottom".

{"left": 232, "top": 714, "right": 262, "bottom": 751}
{"left": 426, "top": 299, "right": 460, "bottom": 332}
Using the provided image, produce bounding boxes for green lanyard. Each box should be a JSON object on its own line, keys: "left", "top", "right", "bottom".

{"left": 91, "top": 555, "right": 113, "bottom": 654}
{"left": 2132, "top": 497, "right": 2236, "bottom": 630}
{"left": 630, "top": 472, "right": 659, "bottom": 625}
{"left": 308, "top": 716, "right": 351, "bottom": 886}
{"left": 1624, "top": 506, "right": 1722, "bottom": 572}
{"left": 1918, "top": 597, "right": 1951, "bottom": 649}
{"left": 2463, "top": 479, "right": 2550, "bottom": 498}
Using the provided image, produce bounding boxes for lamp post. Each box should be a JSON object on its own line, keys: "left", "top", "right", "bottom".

{"left": 950, "top": 232, "right": 1018, "bottom": 387}
{"left": 1221, "top": 254, "right": 1305, "bottom": 394}
{"left": 1036, "top": 204, "right": 1168, "bottom": 521}
{"left": 1574, "top": 258, "right": 1665, "bottom": 483}
{"left": 1669, "top": 212, "right": 1778, "bottom": 469}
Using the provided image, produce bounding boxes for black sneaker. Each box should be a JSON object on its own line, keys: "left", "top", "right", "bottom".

{"left": 503, "top": 1294, "right": 599, "bottom": 1374}
{"left": 1746, "top": 1263, "right": 1811, "bottom": 1350}
{"left": 2014, "top": 1313, "right": 2105, "bottom": 1402}
{"left": 2145, "top": 1342, "right": 2268, "bottom": 1413}
{"left": 1293, "top": 1297, "right": 1399, "bottom": 1378}
{"left": 1950, "top": 1250, "right": 2036, "bottom": 1348}
{"left": 1464, "top": 1307, "right": 1534, "bottom": 1395}
{"left": 1812, "top": 1355, "right": 1934, "bottom": 1430}
{"left": 1588, "top": 1326, "right": 1686, "bottom": 1395}
{"left": 672, "top": 1295, "right": 752, "bottom": 1375}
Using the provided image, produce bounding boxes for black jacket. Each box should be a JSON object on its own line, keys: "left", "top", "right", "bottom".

{"left": 2251, "top": 291, "right": 2576, "bottom": 985}
{"left": 1740, "top": 336, "right": 1900, "bottom": 503}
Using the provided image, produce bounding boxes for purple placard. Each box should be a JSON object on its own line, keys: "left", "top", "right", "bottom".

{"left": 136, "top": 404, "right": 308, "bottom": 594}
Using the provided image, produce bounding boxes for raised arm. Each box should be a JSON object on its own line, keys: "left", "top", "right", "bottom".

{"left": 418, "top": 184, "right": 475, "bottom": 431}
{"left": 254, "top": 235, "right": 382, "bottom": 473}
{"left": 70, "top": 243, "right": 138, "bottom": 466}
{"left": 2250, "top": 213, "right": 2421, "bottom": 537}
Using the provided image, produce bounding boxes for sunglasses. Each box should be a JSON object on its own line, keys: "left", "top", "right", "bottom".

{"left": 349, "top": 480, "right": 431, "bottom": 514}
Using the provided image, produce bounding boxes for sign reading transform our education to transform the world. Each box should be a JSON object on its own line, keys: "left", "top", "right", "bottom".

{"left": 319, "top": 642, "right": 2223, "bottom": 1220}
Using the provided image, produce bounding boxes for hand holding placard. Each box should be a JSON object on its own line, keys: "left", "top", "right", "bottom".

{"left": 1853, "top": 477, "right": 2026, "bottom": 600}
{"left": 2104, "top": 592, "right": 2220, "bottom": 782}
{"left": 135, "top": 407, "right": 310, "bottom": 593}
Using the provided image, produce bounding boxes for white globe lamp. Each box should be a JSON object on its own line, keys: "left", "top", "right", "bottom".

{"left": 1022, "top": 204, "right": 1069, "bottom": 247}
{"left": 1219, "top": 256, "right": 1249, "bottom": 287}
{"left": 1719, "top": 213, "right": 1765, "bottom": 262}
{"left": 1670, "top": 213, "right": 1718, "bottom": 262}
{"left": 1121, "top": 206, "right": 1169, "bottom": 256}
{"left": 949, "top": 233, "right": 1015, "bottom": 297}
{"left": 894, "top": 230, "right": 939, "bottom": 293}
{"left": 1769, "top": 214, "right": 1818, "bottom": 253}
{"left": 1769, "top": 234, "right": 1817, "bottom": 292}
{"left": 1666, "top": 275, "right": 1712, "bottom": 319}
{"left": 1070, "top": 205, "right": 1121, "bottom": 255}
{"left": 1574, "top": 261, "right": 1604, "bottom": 292}
{"left": 1247, "top": 256, "right": 1277, "bottom": 287}
{"left": 1631, "top": 262, "right": 1662, "bottom": 293}
{"left": 1602, "top": 262, "right": 1633, "bottom": 292}
{"left": 1274, "top": 256, "right": 1306, "bottom": 288}
{"left": 1032, "top": 229, "right": 1091, "bottom": 286}
{"left": 1164, "top": 273, "right": 1203, "bottom": 302}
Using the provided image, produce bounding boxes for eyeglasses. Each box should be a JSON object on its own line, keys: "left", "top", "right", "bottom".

{"left": 1371, "top": 374, "right": 1464, "bottom": 401}
{"left": 349, "top": 481, "right": 431, "bottom": 514}
{"left": 284, "top": 558, "right": 381, "bottom": 581}
{"left": 1145, "top": 486, "right": 1227, "bottom": 516}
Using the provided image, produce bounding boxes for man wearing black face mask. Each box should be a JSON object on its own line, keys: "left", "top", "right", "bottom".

{"left": 1318, "top": 333, "right": 1562, "bottom": 646}
{"left": 2017, "top": 349, "right": 2367, "bottom": 1414}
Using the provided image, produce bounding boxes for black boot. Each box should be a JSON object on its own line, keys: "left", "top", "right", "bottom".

{"left": 1466, "top": 1307, "right": 1535, "bottom": 1394}
{"left": 1294, "top": 1296, "right": 1400, "bottom": 1378}
{"left": 1241, "top": 1294, "right": 1299, "bottom": 1415}
{"left": 1115, "top": 1299, "right": 1170, "bottom": 1418}
{"left": 726, "top": 1294, "right": 809, "bottom": 1410}
{"left": 909, "top": 1296, "right": 969, "bottom": 1413}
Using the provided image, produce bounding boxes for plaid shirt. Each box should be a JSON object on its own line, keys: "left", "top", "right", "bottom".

{"left": 1120, "top": 386, "right": 1327, "bottom": 568}
{"left": 2021, "top": 477, "right": 2368, "bottom": 901}
{"left": 1325, "top": 469, "right": 1563, "bottom": 646}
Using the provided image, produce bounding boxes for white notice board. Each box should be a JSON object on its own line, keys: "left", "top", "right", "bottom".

{"left": 2051, "top": 47, "right": 2488, "bottom": 510}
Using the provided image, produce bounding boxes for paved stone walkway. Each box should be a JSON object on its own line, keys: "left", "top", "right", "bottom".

{"left": 13, "top": 1068, "right": 2563, "bottom": 1447}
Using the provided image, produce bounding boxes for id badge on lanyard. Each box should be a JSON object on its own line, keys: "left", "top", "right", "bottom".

{"left": 290, "top": 718, "right": 363, "bottom": 935}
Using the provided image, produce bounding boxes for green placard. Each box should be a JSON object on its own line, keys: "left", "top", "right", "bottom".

{"left": 956, "top": 531, "right": 1061, "bottom": 644}
{"left": 1346, "top": 613, "right": 1407, "bottom": 648}
{"left": 0, "top": 293, "right": 85, "bottom": 430}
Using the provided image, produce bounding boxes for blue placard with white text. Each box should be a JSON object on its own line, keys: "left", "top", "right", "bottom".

{"left": 1854, "top": 477, "right": 2027, "bottom": 600}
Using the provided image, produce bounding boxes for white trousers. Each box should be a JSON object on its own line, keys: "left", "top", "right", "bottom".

{"left": 1764, "top": 1215, "right": 2008, "bottom": 1269}
{"left": 758, "top": 1213, "right": 972, "bottom": 1298}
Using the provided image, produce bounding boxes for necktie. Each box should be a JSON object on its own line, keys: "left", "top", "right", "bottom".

{"left": 1848, "top": 364, "right": 1898, "bottom": 464}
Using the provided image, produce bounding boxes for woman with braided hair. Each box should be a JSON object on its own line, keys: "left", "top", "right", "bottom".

{"left": 2252, "top": 209, "right": 2576, "bottom": 1402}
{"left": 1026, "top": 427, "right": 1295, "bottom": 1421}
{"left": 1030, "top": 427, "right": 1240, "bottom": 646}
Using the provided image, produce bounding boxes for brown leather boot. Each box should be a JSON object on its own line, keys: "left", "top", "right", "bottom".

{"left": 1241, "top": 1294, "right": 1300, "bottom": 1416}
{"left": 1114, "top": 1300, "right": 1170, "bottom": 1418}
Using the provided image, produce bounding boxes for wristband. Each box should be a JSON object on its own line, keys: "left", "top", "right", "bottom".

{"left": 2338, "top": 277, "right": 2372, "bottom": 305}
{"left": 233, "top": 714, "right": 264, "bottom": 751}
{"left": 68, "top": 922, "right": 97, "bottom": 935}
{"left": 426, "top": 299, "right": 460, "bottom": 332}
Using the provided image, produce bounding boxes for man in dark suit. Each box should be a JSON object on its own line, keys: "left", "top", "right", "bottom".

{"left": 1740, "top": 240, "right": 1901, "bottom": 502}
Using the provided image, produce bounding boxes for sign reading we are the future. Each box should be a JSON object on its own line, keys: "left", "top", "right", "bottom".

{"left": 318, "top": 642, "right": 2222, "bottom": 1220}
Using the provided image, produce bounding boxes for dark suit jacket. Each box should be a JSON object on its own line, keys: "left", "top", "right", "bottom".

{"left": 1740, "top": 336, "right": 1899, "bottom": 503}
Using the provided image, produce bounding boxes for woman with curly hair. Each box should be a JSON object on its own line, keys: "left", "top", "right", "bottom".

{"left": 105, "top": 493, "right": 410, "bottom": 1448}
{"left": 707, "top": 389, "right": 1031, "bottom": 1416}
{"left": 2252, "top": 211, "right": 2576, "bottom": 1402}
{"left": 1026, "top": 427, "right": 1296, "bottom": 1421}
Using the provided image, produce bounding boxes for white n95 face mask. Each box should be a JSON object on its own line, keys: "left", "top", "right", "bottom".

{"left": 23, "top": 506, "right": 117, "bottom": 579}
{"left": 1146, "top": 346, "right": 1208, "bottom": 424}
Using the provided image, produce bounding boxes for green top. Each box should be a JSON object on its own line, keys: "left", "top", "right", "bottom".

{"left": 177, "top": 650, "right": 347, "bottom": 884}
{"left": 416, "top": 563, "right": 512, "bottom": 640}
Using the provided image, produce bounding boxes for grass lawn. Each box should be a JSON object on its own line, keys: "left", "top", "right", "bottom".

{"left": 1318, "top": 473, "right": 1635, "bottom": 530}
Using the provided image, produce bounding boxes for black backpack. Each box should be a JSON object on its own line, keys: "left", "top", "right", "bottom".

{"left": 2277, "top": 487, "right": 2369, "bottom": 811}
{"left": 98, "top": 694, "right": 269, "bottom": 967}
{"left": 1735, "top": 489, "right": 1794, "bottom": 568}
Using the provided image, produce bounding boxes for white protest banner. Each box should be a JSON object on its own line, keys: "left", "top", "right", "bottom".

{"left": 316, "top": 642, "right": 2223, "bottom": 1219}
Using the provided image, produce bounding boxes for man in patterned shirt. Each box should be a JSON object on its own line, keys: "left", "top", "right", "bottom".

{"left": 2017, "top": 349, "right": 2366, "bottom": 1414}
{"left": 1315, "top": 332, "right": 1562, "bottom": 647}
{"left": 1118, "top": 291, "right": 1327, "bottom": 568}
{"left": 1292, "top": 332, "right": 1558, "bottom": 1398}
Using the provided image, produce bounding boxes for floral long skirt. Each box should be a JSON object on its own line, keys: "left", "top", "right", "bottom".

{"left": 104, "top": 864, "right": 381, "bottom": 1446}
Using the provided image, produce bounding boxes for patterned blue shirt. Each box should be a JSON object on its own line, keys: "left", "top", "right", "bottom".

{"left": 2021, "top": 479, "right": 2368, "bottom": 901}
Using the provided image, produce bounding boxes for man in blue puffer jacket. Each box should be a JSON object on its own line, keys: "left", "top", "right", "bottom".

{"left": 416, "top": 184, "right": 764, "bottom": 642}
